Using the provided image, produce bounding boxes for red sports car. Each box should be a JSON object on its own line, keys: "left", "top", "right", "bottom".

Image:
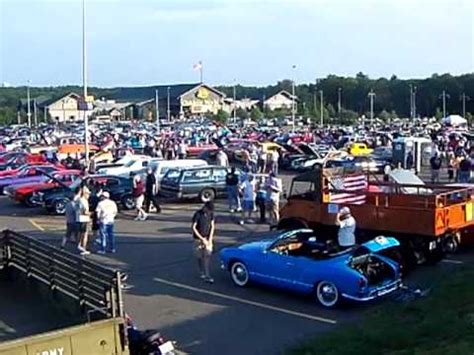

{"left": 7, "top": 170, "right": 81, "bottom": 207}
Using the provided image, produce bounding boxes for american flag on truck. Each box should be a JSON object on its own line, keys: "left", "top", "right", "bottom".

{"left": 329, "top": 174, "right": 368, "bottom": 205}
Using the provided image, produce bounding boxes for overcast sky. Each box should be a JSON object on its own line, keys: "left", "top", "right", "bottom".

{"left": 0, "top": 0, "right": 473, "bottom": 87}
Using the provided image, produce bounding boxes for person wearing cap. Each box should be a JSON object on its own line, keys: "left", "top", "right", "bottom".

{"left": 335, "top": 206, "right": 356, "bottom": 249}
{"left": 96, "top": 191, "right": 118, "bottom": 254}
{"left": 192, "top": 201, "right": 215, "bottom": 284}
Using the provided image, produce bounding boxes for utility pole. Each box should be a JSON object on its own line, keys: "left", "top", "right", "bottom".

{"left": 33, "top": 99, "right": 37, "bottom": 126}
{"left": 409, "top": 84, "right": 413, "bottom": 119}
{"left": 26, "top": 81, "right": 31, "bottom": 127}
{"left": 167, "top": 86, "right": 171, "bottom": 122}
{"left": 337, "top": 87, "right": 342, "bottom": 114}
{"left": 155, "top": 89, "right": 160, "bottom": 133}
{"left": 412, "top": 86, "right": 417, "bottom": 119}
{"left": 439, "top": 90, "right": 450, "bottom": 118}
{"left": 82, "top": 0, "right": 89, "bottom": 167}
{"left": 319, "top": 90, "right": 324, "bottom": 126}
{"left": 368, "top": 89, "right": 376, "bottom": 126}
{"left": 460, "top": 93, "right": 471, "bottom": 119}
{"left": 291, "top": 65, "right": 296, "bottom": 132}
{"left": 233, "top": 81, "right": 237, "bottom": 125}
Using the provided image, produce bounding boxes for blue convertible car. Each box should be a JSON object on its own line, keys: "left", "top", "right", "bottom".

{"left": 220, "top": 229, "right": 402, "bottom": 307}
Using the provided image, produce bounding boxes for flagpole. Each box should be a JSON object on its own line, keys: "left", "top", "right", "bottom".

{"left": 200, "top": 63, "right": 203, "bottom": 84}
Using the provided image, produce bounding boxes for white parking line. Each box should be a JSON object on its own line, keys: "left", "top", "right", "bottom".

{"left": 28, "top": 219, "right": 45, "bottom": 231}
{"left": 153, "top": 277, "right": 337, "bottom": 325}
{"left": 441, "top": 259, "right": 464, "bottom": 265}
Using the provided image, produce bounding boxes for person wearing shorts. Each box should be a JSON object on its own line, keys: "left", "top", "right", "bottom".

{"left": 61, "top": 188, "right": 81, "bottom": 248}
{"left": 77, "top": 186, "right": 91, "bottom": 255}
{"left": 192, "top": 202, "right": 215, "bottom": 284}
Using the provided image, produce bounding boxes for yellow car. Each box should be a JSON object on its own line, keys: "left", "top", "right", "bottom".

{"left": 347, "top": 142, "right": 373, "bottom": 156}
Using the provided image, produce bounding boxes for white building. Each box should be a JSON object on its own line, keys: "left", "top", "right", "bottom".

{"left": 263, "top": 90, "right": 297, "bottom": 111}
{"left": 223, "top": 98, "right": 260, "bottom": 114}
{"left": 45, "top": 92, "right": 91, "bottom": 123}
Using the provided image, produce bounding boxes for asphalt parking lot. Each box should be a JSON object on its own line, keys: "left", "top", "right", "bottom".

{"left": 1, "top": 171, "right": 472, "bottom": 354}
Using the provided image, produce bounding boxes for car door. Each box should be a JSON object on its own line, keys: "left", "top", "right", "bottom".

{"left": 182, "top": 168, "right": 213, "bottom": 195}
{"left": 253, "top": 247, "right": 296, "bottom": 289}
{"left": 211, "top": 168, "right": 227, "bottom": 195}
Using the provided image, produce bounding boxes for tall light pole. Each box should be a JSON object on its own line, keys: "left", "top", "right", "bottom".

{"left": 409, "top": 84, "right": 413, "bottom": 119}
{"left": 167, "top": 86, "right": 171, "bottom": 122}
{"left": 439, "top": 90, "right": 450, "bottom": 118}
{"left": 337, "top": 87, "right": 342, "bottom": 114}
{"left": 155, "top": 89, "right": 160, "bottom": 133}
{"left": 233, "top": 80, "right": 237, "bottom": 125}
{"left": 368, "top": 89, "right": 376, "bottom": 126}
{"left": 460, "top": 93, "right": 471, "bottom": 119}
{"left": 319, "top": 90, "right": 324, "bottom": 126}
{"left": 82, "top": 0, "right": 89, "bottom": 167}
{"left": 291, "top": 65, "right": 296, "bottom": 132}
{"left": 26, "top": 80, "right": 31, "bottom": 127}
{"left": 33, "top": 99, "right": 37, "bottom": 126}
{"left": 412, "top": 86, "right": 417, "bottom": 119}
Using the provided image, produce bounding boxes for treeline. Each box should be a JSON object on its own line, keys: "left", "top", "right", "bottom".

{"left": 217, "top": 73, "right": 474, "bottom": 122}
{"left": 0, "top": 73, "right": 473, "bottom": 125}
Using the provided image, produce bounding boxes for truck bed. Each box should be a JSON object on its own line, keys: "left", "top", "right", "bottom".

{"left": 0, "top": 280, "right": 71, "bottom": 342}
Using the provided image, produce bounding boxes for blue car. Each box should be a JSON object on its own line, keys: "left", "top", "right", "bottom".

{"left": 220, "top": 229, "right": 402, "bottom": 308}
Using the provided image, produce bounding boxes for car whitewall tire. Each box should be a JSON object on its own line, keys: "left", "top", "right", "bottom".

{"left": 316, "top": 281, "right": 339, "bottom": 308}
{"left": 230, "top": 261, "right": 249, "bottom": 287}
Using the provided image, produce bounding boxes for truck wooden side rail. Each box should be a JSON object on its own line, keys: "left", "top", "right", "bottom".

{"left": 0, "top": 230, "right": 129, "bottom": 355}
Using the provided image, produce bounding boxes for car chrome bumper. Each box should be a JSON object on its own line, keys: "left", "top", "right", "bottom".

{"left": 342, "top": 279, "right": 402, "bottom": 302}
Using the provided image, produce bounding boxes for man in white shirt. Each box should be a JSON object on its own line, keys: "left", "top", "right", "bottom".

{"left": 265, "top": 172, "right": 282, "bottom": 225}
{"left": 335, "top": 207, "right": 356, "bottom": 248}
{"left": 96, "top": 191, "right": 118, "bottom": 254}
{"left": 239, "top": 174, "right": 256, "bottom": 225}
{"left": 270, "top": 150, "right": 280, "bottom": 175}
{"left": 216, "top": 149, "right": 229, "bottom": 167}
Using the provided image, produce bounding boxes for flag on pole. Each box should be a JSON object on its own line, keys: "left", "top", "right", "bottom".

{"left": 193, "top": 61, "right": 203, "bottom": 71}
{"left": 193, "top": 61, "right": 203, "bottom": 83}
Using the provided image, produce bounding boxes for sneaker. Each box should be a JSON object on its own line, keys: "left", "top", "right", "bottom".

{"left": 204, "top": 277, "right": 214, "bottom": 284}
{"left": 97, "top": 250, "right": 106, "bottom": 255}
{"left": 110, "top": 249, "right": 116, "bottom": 253}
{"left": 236, "top": 208, "right": 242, "bottom": 212}
{"left": 200, "top": 274, "right": 207, "bottom": 280}
{"left": 77, "top": 245, "right": 85, "bottom": 252}
{"left": 141, "top": 213, "right": 148, "bottom": 221}
{"left": 239, "top": 220, "right": 244, "bottom": 225}
{"left": 80, "top": 250, "right": 90, "bottom": 256}
{"left": 133, "top": 216, "right": 140, "bottom": 221}
{"left": 229, "top": 209, "right": 235, "bottom": 213}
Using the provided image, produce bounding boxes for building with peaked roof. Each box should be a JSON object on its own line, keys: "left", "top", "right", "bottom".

{"left": 263, "top": 90, "right": 298, "bottom": 111}
{"left": 126, "top": 83, "right": 227, "bottom": 120}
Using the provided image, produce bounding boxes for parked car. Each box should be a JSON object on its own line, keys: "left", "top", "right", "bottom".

{"left": 5, "top": 170, "right": 82, "bottom": 207}
{"left": 33, "top": 175, "right": 135, "bottom": 214}
{"left": 160, "top": 165, "right": 230, "bottom": 202}
{"left": 0, "top": 165, "right": 64, "bottom": 194}
{"left": 97, "top": 156, "right": 154, "bottom": 177}
{"left": 220, "top": 229, "right": 402, "bottom": 308}
{"left": 150, "top": 159, "right": 208, "bottom": 181}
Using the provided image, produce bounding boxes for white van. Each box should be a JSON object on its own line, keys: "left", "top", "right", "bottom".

{"left": 150, "top": 159, "right": 208, "bottom": 181}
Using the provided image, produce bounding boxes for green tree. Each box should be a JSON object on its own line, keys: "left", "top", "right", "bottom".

{"left": 379, "top": 109, "right": 390, "bottom": 122}
{"left": 435, "top": 107, "right": 443, "bottom": 120}
{"left": 250, "top": 106, "right": 263, "bottom": 121}
{"left": 213, "top": 109, "right": 230, "bottom": 123}
{"left": 236, "top": 107, "right": 249, "bottom": 120}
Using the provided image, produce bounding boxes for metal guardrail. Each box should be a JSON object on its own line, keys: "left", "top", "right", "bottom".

{"left": 0, "top": 230, "right": 124, "bottom": 319}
